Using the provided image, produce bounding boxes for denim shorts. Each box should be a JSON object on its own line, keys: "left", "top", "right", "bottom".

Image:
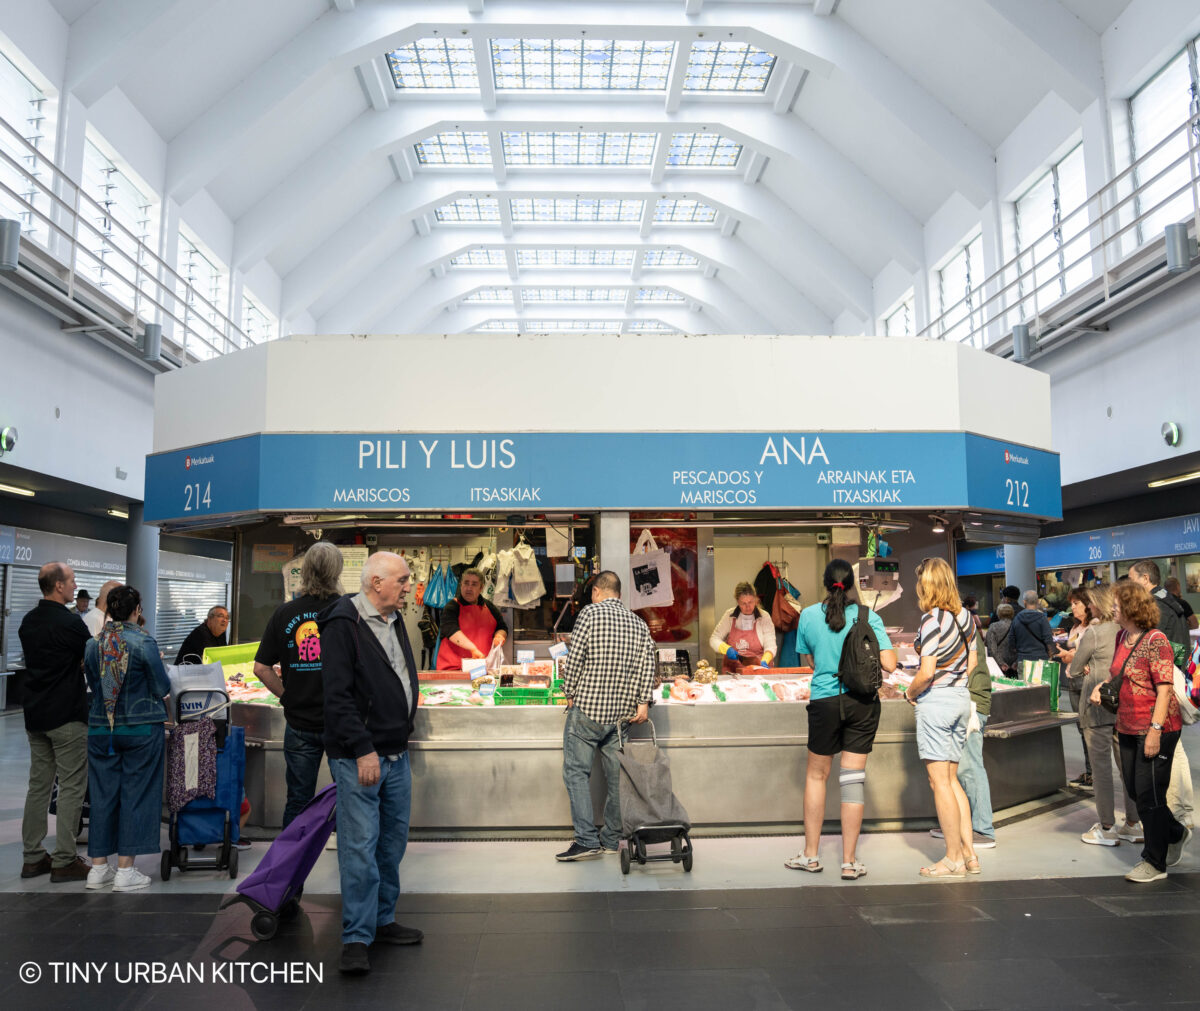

{"left": 913, "top": 687, "right": 971, "bottom": 762}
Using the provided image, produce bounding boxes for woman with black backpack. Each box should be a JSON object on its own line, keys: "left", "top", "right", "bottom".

{"left": 785, "top": 559, "right": 896, "bottom": 881}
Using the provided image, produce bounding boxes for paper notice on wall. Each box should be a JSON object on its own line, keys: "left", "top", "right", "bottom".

{"left": 339, "top": 546, "right": 370, "bottom": 594}
{"left": 281, "top": 554, "right": 305, "bottom": 600}
{"left": 252, "top": 543, "right": 293, "bottom": 573}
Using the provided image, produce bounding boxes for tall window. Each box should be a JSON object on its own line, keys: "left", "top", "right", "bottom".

{"left": 1129, "top": 36, "right": 1200, "bottom": 245}
{"left": 883, "top": 292, "right": 914, "bottom": 337}
{"left": 0, "top": 51, "right": 55, "bottom": 247}
{"left": 936, "top": 234, "right": 984, "bottom": 346}
{"left": 79, "top": 136, "right": 158, "bottom": 316}
{"left": 176, "top": 229, "right": 230, "bottom": 358}
{"left": 1013, "top": 143, "right": 1089, "bottom": 316}
{"left": 241, "top": 290, "right": 277, "bottom": 345}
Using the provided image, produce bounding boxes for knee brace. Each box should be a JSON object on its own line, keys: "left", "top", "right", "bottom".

{"left": 839, "top": 768, "right": 866, "bottom": 806}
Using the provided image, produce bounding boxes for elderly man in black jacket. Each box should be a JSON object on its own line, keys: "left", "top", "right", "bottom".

{"left": 319, "top": 551, "right": 423, "bottom": 976}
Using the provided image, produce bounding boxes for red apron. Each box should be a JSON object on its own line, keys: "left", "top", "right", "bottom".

{"left": 436, "top": 599, "right": 499, "bottom": 670}
{"left": 722, "top": 611, "right": 764, "bottom": 674}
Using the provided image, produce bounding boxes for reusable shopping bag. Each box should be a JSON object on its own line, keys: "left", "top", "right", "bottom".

{"left": 629, "top": 530, "right": 674, "bottom": 611}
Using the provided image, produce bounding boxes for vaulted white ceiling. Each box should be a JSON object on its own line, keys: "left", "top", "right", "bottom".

{"left": 41, "top": 0, "right": 1138, "bottom": 336}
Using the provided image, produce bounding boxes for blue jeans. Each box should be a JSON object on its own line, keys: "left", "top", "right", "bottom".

{"left": 283, "top": 725, "right": 326, "bottom": 829}
{"left": 956, "top": 714, "right": 994, "bottom": 839}
{"left": 562, "top": 707, "right": 621, "bottom": 850}
{"left": 329, "top": 752, "right": 412, "bottom": 945}
{"left": 87, "top": 729, "right": 165, "bottom": 857}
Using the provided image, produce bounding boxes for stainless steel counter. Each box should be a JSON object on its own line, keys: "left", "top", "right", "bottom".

{"left": 234, "top": 685, "right": 1070, "bottom": 835}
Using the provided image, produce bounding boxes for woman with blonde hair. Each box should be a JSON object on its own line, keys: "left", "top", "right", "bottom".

{"left": 904, "top": 557, "right": 978, "bottom": 878}
{"left": 709, "top": 581, "right": 776, "bottom": 673}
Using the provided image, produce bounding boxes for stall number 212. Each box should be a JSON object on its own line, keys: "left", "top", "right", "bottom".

{"left": 183, "top": 482, "right": 212, "bottom": 511}
{"left": 1005, "top": 478, "right": 1029, "bottom": 509}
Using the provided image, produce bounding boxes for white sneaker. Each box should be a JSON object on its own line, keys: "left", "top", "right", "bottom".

{"left": 929, "top": 827, "right": 944, "bottom": 839}
{"left": 112, "top": 867, "right": 151, "bottom": 892}
{"left": 1081, "top": 822, "right": 1120, "bottom": 847}
{"left": 86, "top": 863, "right": 117, "bottom": 890}
{"left": 1117, "top": 822, "right": 1145, "bottom": 844}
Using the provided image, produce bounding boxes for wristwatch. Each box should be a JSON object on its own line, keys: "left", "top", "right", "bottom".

{"left": 1150, "top": 722, "right": 1164, "bottom": 731}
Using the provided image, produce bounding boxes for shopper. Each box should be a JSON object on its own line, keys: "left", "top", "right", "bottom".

{"left": 1090, "top": 581, "right": 1189, "bottom": 882}
{"left": 988, "top": 586, "right": 1022, "bottom": 625}
{"left": 435, "top": 567, "right": 508, "bottom": 670}
{"left": 787, "top": 559, "right": 896, "bottom": 880}
{"left": 985, "top": 603, "right": 1017, "bottom": 674}
{"left": 1011, "top": 591, "right": 1055, "bottom": 665}
{"left": 18, "top": 562, "right": 92, "bottom": 882}
{"left": 74, "top": 589, "right": 91, "bottom": 616}
{"left": 84, "top": 580, "right": 121, "bottom": 637}
{"left": 905, "top": 557, "right": 978, "bottom": 878}
{"left": 558, "top": 570, "right": 654, "bottom": 862}
{"left": 1163, "top": 577, "right": 1198, "bottom": 631}
{"left": 83, "top": 585, "right": 170, "bottom": 892}
{"left": 321, "top": 552, "right": 423, "bottom": 975}
{"left": 1071, "top": 585, "right": 1142, "bottom": 847}
{"left": 175, "top": 605, "right": 230, "bottom": 664}
{"left": 1060, "top": 589, "right": 1095, "bottom": 788}
{"left": 253, "top": 541, "right": 345, "bottom": 828}
{"left": 710, "top": 581, "right": 777, "bottom": 672}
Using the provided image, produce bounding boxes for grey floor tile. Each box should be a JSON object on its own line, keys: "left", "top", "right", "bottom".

{"left": 609, "top": 906, "right": 740, "bottom": 932}
{"left": 1054, "top": 952, "right": 1200, "bottom": 1006}
{"left": 474, "top": 930, "right": 616, "bottom": 974}
{"left": 770, "top": 962, "right": 952, "bottom": 1011}
{"left": 483, "top": 908, "right": 609, "bottom": 933}
{"left": 855, "top": 901, "right": 993, "bottom": 925}
{"left": 725, "top": 902, "right": 860, "bottom": 929}
{"left": 912, "top": 956, "right": 1109, "bottom": 1009}
{"left": 620, "top": 967, "right": 790, "bottom": 1011}
{"left": 463, "top": 970, "right": 621, "bottom": 1011}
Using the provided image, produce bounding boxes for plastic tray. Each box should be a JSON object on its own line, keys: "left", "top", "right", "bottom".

{"left": 493, "top": 687, "right": 551, "bottom": 706}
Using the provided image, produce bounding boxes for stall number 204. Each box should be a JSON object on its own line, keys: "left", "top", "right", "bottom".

{"left": 1005, "top": 478, "right": 1030, "bottom": 509}
{"left": 183, "top": 481, "right": 212, "bottom": 511}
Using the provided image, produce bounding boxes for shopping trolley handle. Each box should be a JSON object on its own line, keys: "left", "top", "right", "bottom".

{"left": 617, "top": 715, "right": 657, "bottom": 750}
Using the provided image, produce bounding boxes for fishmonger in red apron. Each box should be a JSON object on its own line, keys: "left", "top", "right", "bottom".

{"left": 436, "top": 569, "right": 509, "bottom": 670}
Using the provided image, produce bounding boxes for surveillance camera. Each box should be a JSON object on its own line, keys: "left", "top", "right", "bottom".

{"left": 0, "top": 426, "right": 16, "bottom": 453}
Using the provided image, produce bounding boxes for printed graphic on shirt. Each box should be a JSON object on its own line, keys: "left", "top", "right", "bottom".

{"left": 294, "top": 620, "right": 321, "bottom": 663}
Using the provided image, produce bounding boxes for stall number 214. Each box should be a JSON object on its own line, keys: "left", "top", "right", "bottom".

{"left": 1005, "top": 478, "right": 1030, "bottom": 509}
{"left": 183, "top": 481, "right": 212, "bottom": 511}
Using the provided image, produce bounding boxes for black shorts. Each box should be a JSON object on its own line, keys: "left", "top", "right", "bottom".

{"left": 806, "top": 693, "right": 881, "bottom": 756}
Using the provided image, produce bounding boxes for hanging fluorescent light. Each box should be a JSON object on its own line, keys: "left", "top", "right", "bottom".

{"left": 0, "top": 481, "right": 34, "bottom": 497}
{"left": 107, "top": 508, "right": 129, "bottom": 519}
{"left": 1147, "top": 470, "right": 1200, "bottom": 489}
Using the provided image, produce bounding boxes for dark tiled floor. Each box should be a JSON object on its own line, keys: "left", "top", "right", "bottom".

{"left": 2, "top": 877, "right": 1199, "bottom": 1009}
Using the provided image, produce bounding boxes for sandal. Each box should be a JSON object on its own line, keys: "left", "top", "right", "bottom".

{"left": 919, "top": 858, "right": 966, "bottom": 878}
{"left": 841, "top": 860, "right": 867, "bottom": 880}
{"left": 964, "top": 854, "right": 981, "bottom": 875}
{"left": 784, "top": 853, "right": 822, "bottom": 872}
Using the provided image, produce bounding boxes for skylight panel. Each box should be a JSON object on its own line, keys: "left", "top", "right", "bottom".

{"left": 643, "top": 250, "right": 700, "bottom": 267}
{"left": 666, "top": 132, "right": 742, "bottom": 168}
{"left": 387, "top": 38, "right": 479, "bottom": 90}
{"left": 684, "top": 41, "right": 776, "bottom": 92}
{"left": 434, "top": 197, "right": 501, "bottom": 222}
{"left": 476, "top": 320, "right": 521, "bottom": 332}
{"left": 627, "top": 319, "right": 679, "bottom": 332}
{"left": 522, "top": 287, "right": 626, "bottom": 302}
{"left": 415, "top": 131, "right": 491, "bottom": 166}
{"left": 464, "top": 287, "right": 512, "bottom": 302}
{"left": 450, "top": 248, "right": 508, "bottom": 267}
{"left": 502, "top": 131, "right": 657, "bottom": 167}
{"left": 509, "top": 197, "right": 644, "bottom": 222}
{"left": 515, "top": 248, "right": 636, "bottom": 267}
{"left": 653, "top": 197, "right": 718, "bottom": 223}
{"left": 637, "top": 287, "right": 686, "bottom": 302}
{"left": 522, "top": 319, "right": 624, "bottom": 331}
{"left": 490, "top": 38, "right": 674, "bottom": 91}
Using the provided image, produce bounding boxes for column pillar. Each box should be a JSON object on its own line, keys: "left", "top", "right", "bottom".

{"left": 1003, "top": 542, "right": 1037, "bottom": 599}
{"left": 126, "top": 502, "right": 159, "bottom": 632}
{"left": 598, "top": 511, "right": 631, "bottom": 608}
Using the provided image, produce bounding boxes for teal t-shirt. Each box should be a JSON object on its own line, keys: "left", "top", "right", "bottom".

{"left": 795, "top": 603, "right": 893, "bottom": 700}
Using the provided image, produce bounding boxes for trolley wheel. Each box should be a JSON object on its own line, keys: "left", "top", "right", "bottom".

{"left": 279, "top": 898, "right": 302, "bottom": 921}
{"left": 177, "top": 847, "right": 189, "bottom": 870}
{"left": 250, "top": 910, "right": 278, "bottom": 941}
{"left": 682, "top": 847, "right": 693, "bottom": 873}
{"left": 670, "top": 836, "right": 683, "bottom": 863}
{"left": 635, "top": 837, "right": 647, "bottom": 865}
{"left": 160, "top": 850, "right": 172, "bottom": 882}
{"left": 619, "top": 845, "right": 631, "bottom": 875}
{"left": 228, "top": 846, "right": 239, "bottom": 879}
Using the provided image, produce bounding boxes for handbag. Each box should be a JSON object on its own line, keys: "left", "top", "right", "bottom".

{"left": 1099, "top": 633, "right": 1140, "bottom": 715}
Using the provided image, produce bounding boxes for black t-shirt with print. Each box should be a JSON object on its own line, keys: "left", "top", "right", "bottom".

{"left": 254, "top": 593, "right": 342, "bottom": 733}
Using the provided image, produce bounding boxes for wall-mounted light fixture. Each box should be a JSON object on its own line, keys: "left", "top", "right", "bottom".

{"left": 1011, "top": 323, "right": 1032, "bottom": 363}
{"left": 0, "top": 219, "right": 20, "bottom": 270}
{"left": 1148, "top": 469, "right": 1200, "bottom": 489}
{"left": 0, "top": 481, "right": 34, "bottom": 497}
{"left": 1165, "top": 223, "right": 1194, "bottom": 274}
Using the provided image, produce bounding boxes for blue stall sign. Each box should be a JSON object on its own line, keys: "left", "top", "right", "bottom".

{"left": 957, "top": 546, "right": 1007, "bottom": 577}
{"left": 1037, "top": 512, "right": 1200, "bottom": 568}
{"left": 0, "top": 525, "right": 14, "bottom": 564}
{"left": 144, "top": 432, "right": 1062, "bottom": 524}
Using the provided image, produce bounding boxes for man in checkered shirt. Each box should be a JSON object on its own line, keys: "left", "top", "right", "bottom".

{"left": 556, "top": 570, "right": 655, "bottom": 862}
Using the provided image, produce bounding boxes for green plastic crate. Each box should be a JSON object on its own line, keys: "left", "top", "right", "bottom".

{"left": 493, "top": 687, "right": 551, "bottom": 706}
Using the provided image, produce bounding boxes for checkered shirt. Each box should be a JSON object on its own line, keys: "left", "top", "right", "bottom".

{"left": 562, "top": 597, "right": 655, "bottom": 725}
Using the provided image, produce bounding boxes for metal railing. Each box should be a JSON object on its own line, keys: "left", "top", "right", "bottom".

{"left": 0, "top": 112, "right": 253, "bottom": 364}
{"left": 921, "top": 113, "right": 1200, "bottom": 351}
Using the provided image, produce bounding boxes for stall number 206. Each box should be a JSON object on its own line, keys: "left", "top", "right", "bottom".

{"left": 183, "top": 481, "right": 212, "bottom": 512}
{"left": 1005, "top": 478, "right": 1030, "bottom": 509}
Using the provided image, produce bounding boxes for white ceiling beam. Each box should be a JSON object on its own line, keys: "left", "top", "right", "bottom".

{"left": 812, "top": 0, "right": 837, "bottom": 15}
{"left": 772, "top": 63, "right": 806, "bottom": 114}
{"left": 467, "top": 0, "right": 485, "bottom": 12}
{"left": 742, "top": 149, "right": 767, "bottom": 184}
{"left": 487, "top": 126, "right": 507, "bottom": 183}
{"left": 684, "top": 0, "right": 704, "bottom": 14}
{"left": 332, "top": 0, "right": 355, "bottom": 10}
{"left": 974, "top": 0, "right": 1103, "bottom": 112}
{"left": 355, "top": 56, "right": 390, "bottom": 111}
{"left": 663, "top": 34, "right": 691, "bottom": 114}
{"left": 435, "top": 306, "right": 713, "bottom": 336}
{"left": 64, "top": 0, "right": 209, "bottom": 107}
{"left": 505, "top": 247, "right": 519, "bottom": 281}
{"left": 639, "top": 200, "right": 656, "bottom": 239}
{"left": 511, "top": 287, "right": 524, "bottom": 312}
{"left": 497, "top": 197, "right": 514, "bottom": 238}
{"left": 472, "top": 34, "right": 497, "bottom": 111}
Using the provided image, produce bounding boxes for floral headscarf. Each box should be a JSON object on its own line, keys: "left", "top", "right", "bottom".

{"left": 98, "top": 621, "right": 131, "bottom": 731}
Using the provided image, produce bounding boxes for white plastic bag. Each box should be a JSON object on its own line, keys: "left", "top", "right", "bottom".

{"left": 629, "top": 529, "right": 674, "bottom": 610}
{"left": 510, "top": 542, "right": 546, "bottom": 607}
{"left": 492, "top": 549, "right": 516, "bottom": 607}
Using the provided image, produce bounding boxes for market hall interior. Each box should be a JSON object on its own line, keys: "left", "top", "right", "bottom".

{"left": 1, "top": 0, "right": 1200, "bottom": 1008}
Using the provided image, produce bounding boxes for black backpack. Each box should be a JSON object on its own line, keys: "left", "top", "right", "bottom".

{"left": 838, "top": 603, "right": 882, "bottom": 700}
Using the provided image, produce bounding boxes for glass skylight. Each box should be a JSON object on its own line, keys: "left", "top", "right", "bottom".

{"left": 414, "top": 131, "right": 491, "bottom": 165}
{"left": 510, "top": 197, "right": 644, "bottom": 222}
{"left": 643, "top": 250, "right": 700, "bottom": 267}
{"left": 684, "top": 41, "right": 777, "bottom": 92}
{"left": 464, "top": 287, "right": 512, "bottom": 302}
{"left": 666, "top": 132, "right": 742, "bottom": 168}
{"left": 387, "top": 38, "right": 479, "bottom": 90}
{"left": 450, "top": 248, "right": 508, "bottom": 267}
{"left": 502, "top": 131, "right": 657, "bottom": 166}
{"left": 637, "top": 287, "right": 686, "bottom": 302}
{"left": 434, "top": 197, "right": 501, "bottom": 222}
{"left": 515, "top": 248, "right": 636, "bottom": 267}
{"left": 475, "top": 320, "right": 521, "bottom": 332}
{"left": 653, "top": 198, "right": 718, "bottom": 223}
{"left": 522, "top": 287, "right": 626, "bottom": 302}
{"left": 490, "top": 38, "right": 674, "bottom": 91}
{"left": 523, "top": 320, "right": 625, "bottom": 331}
{"left": 627, "top": 319, "right": 679, "bottom": 332}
